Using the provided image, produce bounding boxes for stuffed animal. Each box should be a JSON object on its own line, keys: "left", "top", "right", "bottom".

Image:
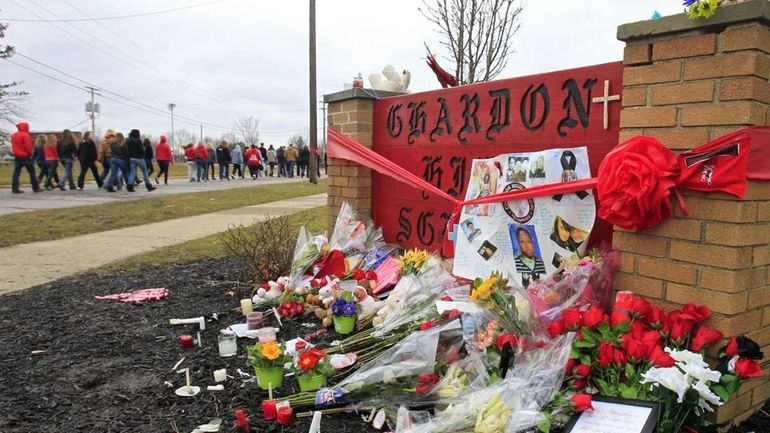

{"left": 318, "top": 276, "right": 342, "bottom": 308}
{"left": 253, "top": 278, "right": 288, "bottom": 304}
{"left": 372, "top": 277, "right": 415, "bottom": 326}
{"left": 354, "top": 286, "right": 383, "bottom": 318}
{"left": 369, "top": 65, "right": 411, "bottom": 93}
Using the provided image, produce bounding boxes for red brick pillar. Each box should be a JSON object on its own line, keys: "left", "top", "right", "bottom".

{"left": 617, "top": 1, "right": 770, "bottom": 424}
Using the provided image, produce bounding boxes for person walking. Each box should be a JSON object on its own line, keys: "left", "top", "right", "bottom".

{"left": 207, "top": 143, "right": 217, "bottom": 180}
{"left": 77, "top": 131, "right": 102, "bottom": 190}
{"left": 98, "top": 132, "right": 111, "bottom": 182}
{"left": 276, "top": 145, "right": 286, "bottom": 177}
{"left": 258, "top": 143, "right": 267, "bottom": 178}
{"left": 194, "top": 142, "right": 207, "bottom": 181}
{"left": 285, "top": 144, "right": 298, "bottom": 178}
{"left": 267, "top": 144, "right": 276, "bottom": 177}
{"left": 43, "top": 133, "right": 60, "bottom": 191}
{"left": 230, "top": 142, "right": 243, "bottom": 179}
{"left": 299, "top": 145, "right": 310, "bottom": 178}
{"left": 126, "top": 129, "right": 156, "bottom": 192}
{"left": 216, "top": 140, "right": 231, "bottom": 180}
{"left": 143, "top": 138, "right": 154, "bottom": 178}
{"left": 105, "top": 130, "right": 130, "bottom": 192}
{"left": 155, "top": 135, "right": 173, "bottom": 185}
{"left": 244, "top": 143, "right": 262, "bottom": 179}
{"left": 184, "top": 143, "right": 197, "bottom": 181}
{"left": 57, "top": 129, "right": 78, "bottom": 190}
{"left": 10, "top": 121, "right": 40, "bottom": 193}
{"left": 33, "top": 134, "right": 55, "bottom": 188}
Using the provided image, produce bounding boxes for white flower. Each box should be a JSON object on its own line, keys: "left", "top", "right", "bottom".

{"left": 678, "top": 362, "right": 721, "bottom": 384}
{"left": 692, "top": 379, "right": 723, "bottom": 407}
{"left": 641, "top": 367, "right": 691, "bottom": 403}
{"left": 728, "top": 355, "right": 739, "bottom": 374}
{"left": 666, "top": 348, "right": 710, "bottom": 369}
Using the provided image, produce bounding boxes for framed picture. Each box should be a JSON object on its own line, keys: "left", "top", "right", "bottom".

{"left": 563, "top": 396, "right": 659, "bottom": 433}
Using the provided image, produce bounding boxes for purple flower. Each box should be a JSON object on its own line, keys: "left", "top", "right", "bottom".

{"left": 342, "top": 303, "right": 357, "bottom": 316}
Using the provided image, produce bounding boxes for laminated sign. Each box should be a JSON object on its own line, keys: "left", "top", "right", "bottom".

{"left": 452, "top": 147, "right": 596, "bottom": 287}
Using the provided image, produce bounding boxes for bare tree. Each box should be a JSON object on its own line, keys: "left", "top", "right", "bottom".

{"left": 288, "top": 134, "right": 307, "bottom": 148}
{"left": 420, "top": 0, "right": 524, "bottom": 84}
{"left": 221, "top": 131, "right": 239, "bottom": 144}
{"left": 234, "top": 116, "right": 260, "bottom": 146}
{"left": 1, "top": 15, "right": 27, "bottom": 130}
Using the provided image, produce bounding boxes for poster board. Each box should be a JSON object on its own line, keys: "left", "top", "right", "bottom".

{"left": 564, "top": 397, "right": 660, "bottom": 433}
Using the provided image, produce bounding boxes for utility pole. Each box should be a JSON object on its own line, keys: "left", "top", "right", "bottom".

{"left": 308, "top": 0, "right": 318, "bottom": 184}
{"left": 200, "top": 125, "right": 204, "bottom": 144}
{"left": 167, "top": 103, "right": 176, "bottom": 154}
{"left": 85, "top": 86, "right": 99, "bottom": 136}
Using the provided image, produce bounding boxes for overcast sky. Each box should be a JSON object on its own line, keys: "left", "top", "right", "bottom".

{"left": 1, "top": 0, "right": 685, "bottom": 146}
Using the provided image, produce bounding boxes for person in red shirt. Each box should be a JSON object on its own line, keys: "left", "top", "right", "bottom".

{"left": 184, "top": 143, "right": 196, "bottom": 181}
{"left": 194, "top": 142, "right": 208, "bottom": 181}
{"left": 10, "top": 121, "right": 41, "bottom": 193}
{"left": 155, "top": 135, "right": 173, "bottom": 185}
{"left": 244, "top": 144, "right": 263, "bottom": 179}
{"left": 42, "top": 133, "right": 61, "bottom": 191}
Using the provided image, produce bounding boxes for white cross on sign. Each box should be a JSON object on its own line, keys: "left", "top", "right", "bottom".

{"left": 591, "top": 79, "right": 621, "bottom": 130}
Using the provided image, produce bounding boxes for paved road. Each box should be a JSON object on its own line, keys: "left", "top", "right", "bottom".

{"left": 0, "top": 193, "right": 327, "bottom": 295}
{"left": 0, "top": 175, "right": 321, "bottom": 215}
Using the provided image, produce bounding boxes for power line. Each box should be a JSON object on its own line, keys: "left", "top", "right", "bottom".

{"left": 4, "top": 0, "right": 232, "bottom": 22}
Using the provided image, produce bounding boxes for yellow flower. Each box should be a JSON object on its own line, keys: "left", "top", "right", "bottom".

{"left": 261, "top": 342, "right": 282, "bottom": 361}
{"left": 399, "top": 249, "right": 430, "bottom": 271}
{"left": 471, "top": 276, "right": 497, "bottom": 301}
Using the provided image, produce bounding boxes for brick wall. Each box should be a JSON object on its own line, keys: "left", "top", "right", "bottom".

{"left": 617, "top": 1, "right": 770, "bottom": 424}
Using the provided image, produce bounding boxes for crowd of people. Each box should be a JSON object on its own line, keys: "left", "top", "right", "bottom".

{"left": 9, "top": 121, "right": 324, "bottom": 194}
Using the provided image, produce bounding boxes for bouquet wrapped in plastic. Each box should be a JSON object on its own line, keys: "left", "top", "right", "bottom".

{"left": 289, "top": 226, "right": 329, "bottom": 286}
{"left": 329, "top": 202, "right": 369, "bottom": 255}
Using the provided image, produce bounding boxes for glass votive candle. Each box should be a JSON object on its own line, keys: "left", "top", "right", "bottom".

{"left": 257, "top": 327, "right": 276, "bottom": 343}
{"left": 218, "top": 333, "right": 237, "bottom": 357}
{"left": 247, "top": 312, "right": 263, "bottom": 330}
{"left": 276, "top": 405, "right": 293, "bottom": 425}
{"left": 261, "top": 399, "right": 277, "bottom": 420}
{"left": 180, "top": 335, "right": 194, "bottom": 349}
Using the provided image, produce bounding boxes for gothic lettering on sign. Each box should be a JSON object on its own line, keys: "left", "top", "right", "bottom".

{"left": 447, "top": 156, "right": 467, "bottom": 197}
{"left": 407, "top": 101, "right": 427, "bottom": 144}
{"left": 520, "top": 83, "right": 550, "bottom": 132}
{"left": 458, "top": 93, "right": 481, "bottom": 143}
{"left": 421, "top": 156, "right": 443, "bottom": 200}
{"left": 417, "top": 211, "right": 435, "bottom": 246}
{"left": 430, "top": 97, "right": 453, "bottom": 142}
{"left": 396, "top": 207, "right": 412, "bottom": 243}
{"left": 557, "top": 78, "right": 598, "bottom": 137}
{"left": 386, "top": 103, "right": 403, "bottom": 138}
{"left": 439, "top": 212, "right": 452, "bottom": 236}
{"left": 486, "top": 89, "right": 511, "bottom": 140}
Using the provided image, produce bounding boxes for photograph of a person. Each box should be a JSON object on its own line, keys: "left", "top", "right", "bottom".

{"left": 529, "top": 155, "right": 546, "bottom": 178}
{"left": 509, "top": 224, "right": 546, "bottom": 277}
{"left": 549, "top": 215, "right": 588, "bottom": 252}
{"left": 505, "top": 156, "right": 529, "bottom": 183}
{"left": 477, "top": 240, "right": 497, "bottom": 260}
{"left": 466, "top": 160, "right": 499, "bottom": 216}
{"left": 460, "top": 217, "right": 482, "bottom": 243}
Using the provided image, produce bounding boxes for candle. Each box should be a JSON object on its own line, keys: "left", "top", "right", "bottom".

{"left": 247, "top": 312, "right": 263, "bottom": 329}
{"left": 213, "top": 368, "right": 227, "bottom": 382}
{"left": 235, "top": 409, "right": 250, "bottom": 432}
{"left": 261, "top": 399, "right": 277, "bottom": 420}
{"left": 257, "top": 327, "right": 276, "bottom": 343}
{"left": 295, "top": 340, "right": 306, "bottom": 352}
{"left": 218, "top": 333, "right": 237, "bottom": 357}
{"left": 185, "top": 368, "right": 192, "bottom": 393}
{"left": 196, "top": 332, "right": 202, "bottom": 347}
{"left": 276, "top": 405, "right": 293, "bottom": 425}
{"left": 180, "top": 335, "right": 194, "bottom": 349}
{"left": 240, "top": 299, "right": 253, "bottom": 316}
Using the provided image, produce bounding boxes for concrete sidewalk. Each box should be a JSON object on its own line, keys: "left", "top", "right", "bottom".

{"left": 0, "top": 193, "right": 327, "bottom": 295}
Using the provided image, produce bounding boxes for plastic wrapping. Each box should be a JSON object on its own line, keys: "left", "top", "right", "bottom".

{"left": 329, "top": 202, "right": 369, "bottom": 254}
{"left": 289, "top": 226, "right": 328, "bottom": 286}
{"left": 524, "top": 264, "right": 595, "bottom": 326}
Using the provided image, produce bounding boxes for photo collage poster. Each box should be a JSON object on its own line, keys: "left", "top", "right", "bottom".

{"left": 452, "top": 147, "right": 596, "bottom": 288}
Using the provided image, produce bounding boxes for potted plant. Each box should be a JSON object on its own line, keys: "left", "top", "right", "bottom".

{"left": 247, "top": 341, "right": 289, "bottom": 390}
{"left": 292, "top": 347, "right": 334, "bottom": 392}
{"left": 331, "top": 296, "right": 357, "bottom": 335}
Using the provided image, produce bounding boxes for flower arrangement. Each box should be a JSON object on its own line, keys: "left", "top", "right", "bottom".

{"left": 277, "top": 300, "right": 305, "bottom": 318}
{"left": 331, "top": 294, "right": 358, "bottom": 334}
{"left": 685, "top": 0, "right": 719, "bottom": 20}
{"left": 331, "top": 298, "right": 357, "bottom": 317}
{"left": 398, "top": 248, "right": 431, "bottom": 275}
{"left": 470, "top": 272, "right": 529, "bottom": 336}
{"left": 292, "top": 346, "right": 334, "bottom": 391}
{"left": 247, "top": 341, "right": 290, "bottom": 390}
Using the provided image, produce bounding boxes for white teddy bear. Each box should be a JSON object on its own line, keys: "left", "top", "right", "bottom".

{"left": 354, "top": 286, "right": 383, "bottom": 318}
{"left": 369, "top": 65, "right": 411, "bottom": 93}
{"left": 253, "top": 276, "right": 290, "bottom": 304}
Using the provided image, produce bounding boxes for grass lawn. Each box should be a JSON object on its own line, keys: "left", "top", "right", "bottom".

{"left": 111, "top": 206, "right": 327, "bottom": 272}
{"left": 2, "top": 162, "right": 193, "bottom": 187}
{"left": 0, "top": 178, "right": 327, "bottom": 248}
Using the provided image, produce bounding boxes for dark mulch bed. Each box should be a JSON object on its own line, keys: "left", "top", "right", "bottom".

{"left": 0, "top": 256, "right": 767, "bottom": 433}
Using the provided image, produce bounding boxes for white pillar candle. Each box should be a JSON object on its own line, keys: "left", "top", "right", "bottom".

{"left": 241, "top": 299, "right": 253, "bottom": 316}
{"left": 213, "top": 368, "right": 227, "bottom": 382}
{"left": 185, "top": 368, "right": 191, "bottom": 393}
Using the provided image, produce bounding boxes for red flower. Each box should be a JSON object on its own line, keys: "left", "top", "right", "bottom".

{"left": 565, "top": 358, "right": 577, "bottom": 375}
{"left": 646, "top": 307, "right": 665, "bottom": 329}
{"left": 726, "top": 337, "right": 739, "bottom": 357}
{"left": 297, "top": 352, "right": 320, "bottom": 371}
{"left": 734, "top": 358, "right": 763, "bottom": 378}
{"left": 418, "top": 373, "right": 439, "bottom": 384}
{"left": 572, "top": 379, "right": 586, "bottom": 389}
{"left": 613, "top": 348, "right": 627, "bottom": 367}
{"left": 582, "top": 306, "right": 606, "bottom": 329}
{"left": 310, "top": 279, "right": 322, "bottom": 288}
{"left": 419, "top": 321, "right": 437, "bottom": 331}
{"left": 546, "top": 320, "right": 566, "bottom": 338}
{"left": 598, "top": 342, "right": 615, "bottom": 367}
{"left": 415, "top": 383, "right": 435, "bottom": 395}
{"left": 691, "top": 326, "right": 723, "bottom": 352}
{"left": 629, "top": 320, "right": 644, "bottom": 339}
{"left": 308, "top": 347, "right": 326, "bottom": 359}
{"left": 574, "top": 364, "right": 592, "bottom": 379}
{"left": 683, "top": 304, "right": 711, "bottom": 322}
{"left": 630, "top": 297, "right": 651, "bottom": 319}
{"left": 596, "top": 135, "right": 681, "bottom": 230}
{"left": 562, "top": 309, "right": 583, "bottom": 330}
{"left": 669, "top": 318, "right": 694, "bottom": 344}
{"left": 352, "top": 269, "right": 365, "bottom": 280}
{"left": 610, "top": 311, "right": 631, "bottom": 328}
{"left": 570, "top": 393, "right": 594, "bottom": 412}
{"left": 495, "top": 333, "right": 518, "bottom": 351}
{"left": 622, "top": 338, "right": 646, "bottom": 363}
{"left": 365, "top": 270, "right": 378, "bottom": 281}
{"left": 647, "top": 345, "right": 675, "bottom": 368}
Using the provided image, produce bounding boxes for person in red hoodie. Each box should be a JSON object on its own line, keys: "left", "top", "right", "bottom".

{"left": 155, "top": 135, "right": 173, "bottom": 185}
{"left": 42, "top": 134, "right": 60, "bottom": 191}
{"left": 244, "top": 144, "right": 263, "bottom": 179}
{"left": 10, "top": 122, "right": 41, "bottom": 193}
{"left": 194, "top": 142, "right": 208, "bottom": 181}
{"left": 183, "top": 143, "right": 196, "bottom": 181}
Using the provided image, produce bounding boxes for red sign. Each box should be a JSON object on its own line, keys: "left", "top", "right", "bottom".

{"left": 371, "top": 61, "right": 623, "bottom": 251}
